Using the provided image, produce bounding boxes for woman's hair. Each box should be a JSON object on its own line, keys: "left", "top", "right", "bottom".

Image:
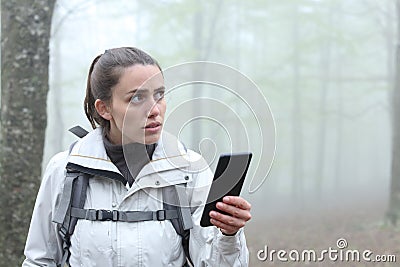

{"left": 84, "top": 47, "right": 161, "bottom": 133}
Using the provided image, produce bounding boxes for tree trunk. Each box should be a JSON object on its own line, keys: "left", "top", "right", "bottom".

{"left": 0, "top": 0, "right": 55, "bottom": 265}
{"left": 292, "top": 4, "right": 303, "bottom": 199}
{"left": 192, "top": 4, "right": 204, "bottom": 146}
{"left": 334, "top": 2, "right": 344, "bottom": 190}
{"left": 387, "top": 0, "right": 400, "bottom": 226}
{"left": 315, "top": 3, "right": 333, "bottom": 196}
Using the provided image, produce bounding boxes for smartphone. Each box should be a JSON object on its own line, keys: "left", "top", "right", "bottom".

{"left": 200, "top": 152, "right": 252, "bottom": 227}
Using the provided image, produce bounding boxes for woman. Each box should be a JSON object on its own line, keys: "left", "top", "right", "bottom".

{"left": 23, "top": 47, "right": 251, "bottom": 266}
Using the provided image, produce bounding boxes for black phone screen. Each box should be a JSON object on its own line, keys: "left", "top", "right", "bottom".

{"left": 200, "top": 152, "right": 252, "bottom": 227}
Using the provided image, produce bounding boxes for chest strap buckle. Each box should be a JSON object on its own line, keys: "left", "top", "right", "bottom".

{"left": 155, "top": 210, "right": 166, "bottom": 221}
{"left": 97, "top": 210, "right": 119, "bottom": 221}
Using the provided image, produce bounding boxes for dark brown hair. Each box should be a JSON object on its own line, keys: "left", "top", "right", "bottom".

{"left": 84, "top": 47, "right": 161, "bottom": 134}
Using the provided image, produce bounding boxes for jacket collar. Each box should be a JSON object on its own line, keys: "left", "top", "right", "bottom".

{"left": 67, "top": 128, "right": 191, "bottom": 182}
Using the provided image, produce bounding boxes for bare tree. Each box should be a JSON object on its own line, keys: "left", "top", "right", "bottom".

{"left": 0, "top": 0, "right": 55, "bottom": 265}
{"left": 315, "top": 2, "right": 334, "bottom": 196}
{"left": 291, "top": 3, "right": 304, "bottom": 199}
{"left": 387, "top": 0, "right": 400, "bottom": 226}
{"left": 191, "top": 0, "right": 223, "bottom": 146}
{"left": 333, "top": 2, "right": 344, "bottom": 189}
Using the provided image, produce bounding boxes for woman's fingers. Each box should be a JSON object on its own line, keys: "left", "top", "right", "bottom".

{"left": 216, "top": 201, "right": 252, "bottom": 221}
{"left": 209, "top": 196, "right": 252, "bottom": 235}
{"left": 222, "top": 196, "right": 252, "bottom": 211}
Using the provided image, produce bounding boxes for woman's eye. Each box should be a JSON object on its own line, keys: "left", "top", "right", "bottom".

{"left": 131, "top": 94, "right": 144, "bottom": 104}
{"left": 154, "top": 91, "right": 165, "bottom": 101}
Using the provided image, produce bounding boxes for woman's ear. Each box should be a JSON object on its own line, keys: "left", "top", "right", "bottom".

{"left": 95, "top": 99, "right": 112, "bottom": 120}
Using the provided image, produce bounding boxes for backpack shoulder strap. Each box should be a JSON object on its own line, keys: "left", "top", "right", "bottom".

{"left": 53, "top": 126, "right": 91, "bottom": 267}
{"left": 162, "top": 141, "right": 194, "bottom": 266}
{"left": 162, "top": 182, "right": 193, "bottom": 266}
{"left": 55, "top": 171, "right": 90, "bottom": 267}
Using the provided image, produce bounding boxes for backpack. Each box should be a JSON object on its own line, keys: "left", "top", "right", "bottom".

{"left": 53, "top": 126, "right": 194, "bottom": 267}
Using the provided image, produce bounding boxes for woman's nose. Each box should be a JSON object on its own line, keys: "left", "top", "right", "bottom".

{"left": 148, "top": 101, "right": 160, "bottom": 118}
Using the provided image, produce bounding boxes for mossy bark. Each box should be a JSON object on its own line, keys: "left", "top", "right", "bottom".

{"left": 0, "top": 0, "right": 55, "bottom": 265}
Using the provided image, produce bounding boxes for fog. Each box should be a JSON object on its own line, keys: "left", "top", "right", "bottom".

{"left": 43, "top": 0, "right": 396, "bottom": 264}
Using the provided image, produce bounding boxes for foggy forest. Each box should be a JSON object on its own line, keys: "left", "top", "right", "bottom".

{"left": 1, "top": 0, "right": 399, "bottom": 266}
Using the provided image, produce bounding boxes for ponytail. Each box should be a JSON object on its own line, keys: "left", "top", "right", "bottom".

{"left": 84, "top": 54, "right": 108, "bottom": 130}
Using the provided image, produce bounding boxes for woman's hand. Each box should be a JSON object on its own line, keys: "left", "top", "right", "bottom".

{"left": 209, "top": 196, "right": 252, "bottom": 235}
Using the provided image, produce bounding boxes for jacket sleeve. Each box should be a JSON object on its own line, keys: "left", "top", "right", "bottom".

{"left": 22, "top": 152, "right": 67, "bottom": 267}
{"left": 187, "top": 158, "right": 249, "bottom": 267}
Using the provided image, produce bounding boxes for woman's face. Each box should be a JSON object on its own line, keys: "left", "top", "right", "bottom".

{"left": 106, "top": 64, "right": 166, "bottom": 145}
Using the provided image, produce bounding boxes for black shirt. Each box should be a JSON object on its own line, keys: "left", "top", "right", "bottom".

{"left": 103, "top": 136, "right": 156, "bottom": 186}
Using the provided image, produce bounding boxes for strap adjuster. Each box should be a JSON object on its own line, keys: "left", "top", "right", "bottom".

{"left": 156, "top": 210, "right": 166, "bottom": 221}
{"left": 59, "top": 225, "right": 68, "bottom": 237}
{"left": 97, "top": 210, "right": 119, "bottom": 221}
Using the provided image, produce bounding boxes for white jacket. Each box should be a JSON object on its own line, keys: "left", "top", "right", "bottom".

{"left": 23, "top": 128, "right": 249, "bottom": 267}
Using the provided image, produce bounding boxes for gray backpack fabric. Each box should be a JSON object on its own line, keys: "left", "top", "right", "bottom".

{"left": 53, "top": 126, "right": 193, "bottom": 267}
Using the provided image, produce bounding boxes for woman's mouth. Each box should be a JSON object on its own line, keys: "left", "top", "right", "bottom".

{"left": 143, "top": 122, "right": 162, "bottom": 134}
